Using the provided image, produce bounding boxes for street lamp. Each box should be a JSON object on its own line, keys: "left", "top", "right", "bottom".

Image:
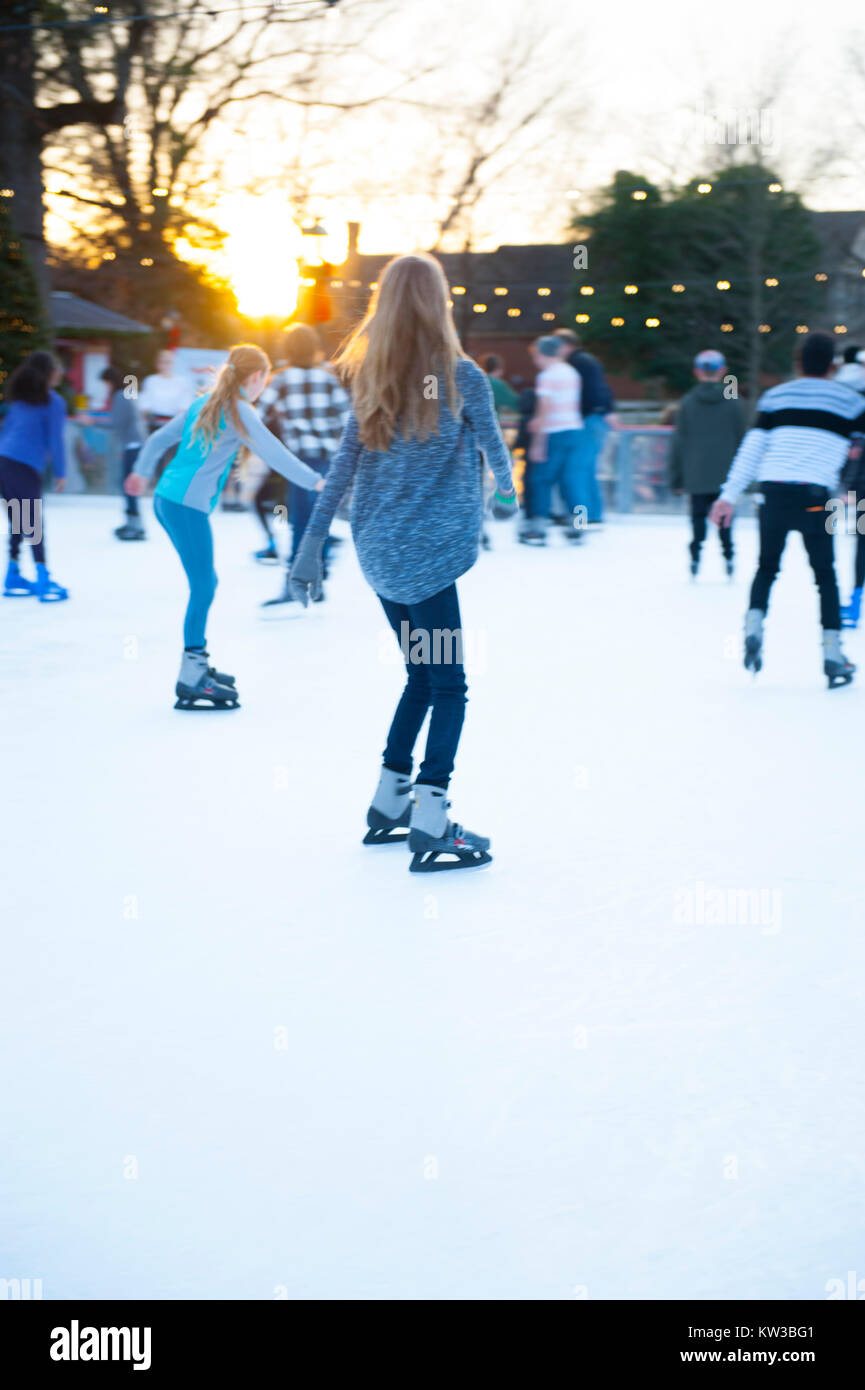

{"left": 300, "top": 221, "right": 329, "bottom": 268}
{"left": 297, "top": 221, "right": 344, "bottom": 326}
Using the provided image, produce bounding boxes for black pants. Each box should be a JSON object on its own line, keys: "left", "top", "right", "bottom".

{"left": 750, "top": 483, "right": 840, "bottom": 629}
{"left": 378, "top": 583, "right": 468, "bottom": 789}
{"left": 254, "top": 469, "right": 287, "bottom": 542}
{"left": 0, "top": 455, "right": 46, "bottom": 564}
{"left": 121, "top": 444, "right": 141, "bottom": 518}
{"left": 854, "top": 530, "right": 865, "bottom": 590}
{"left": 690, "top": 491, "right": 732, "bottom": 560}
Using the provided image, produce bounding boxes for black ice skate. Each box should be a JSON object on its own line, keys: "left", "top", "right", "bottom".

{"left": 518, "top": 523, "right": 547, "bottom": 547}
{"left": 174, "top": 649, "right": 239, "bottom": 710}
{"left": 363, "top": 767, "right": 412, "bottom": 844}
{"left": 744, "top": 608, "right": 763, "bottom": 675}
{"left": 114, "top": 520, "right": 146, "bottom": 541}
{"left": 407, "top": 784, "right": 492, "bottom": 873}
{"left": 823, "top": 630, "right": 856, "bottom": 689}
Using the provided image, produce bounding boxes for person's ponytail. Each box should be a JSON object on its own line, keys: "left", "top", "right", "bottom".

{"left": 193, "top": 343, "right": 270, "bottom": 446}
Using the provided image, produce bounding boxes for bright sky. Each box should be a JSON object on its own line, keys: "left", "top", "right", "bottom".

{"left": 43, "top": 0, "right": 865, "bottom": 300}
{"left": 212, "top": 0, "right": 865, "bottom": 257}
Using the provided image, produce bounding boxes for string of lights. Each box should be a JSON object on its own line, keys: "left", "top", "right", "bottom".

{"left": 320, "top": 288, "right": 855, "bottom": 336}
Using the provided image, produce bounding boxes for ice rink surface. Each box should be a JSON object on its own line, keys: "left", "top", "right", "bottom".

{"left": 2, "top": 495, "right": 864, "bottom": 1300}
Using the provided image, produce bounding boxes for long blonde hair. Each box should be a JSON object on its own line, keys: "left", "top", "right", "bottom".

{"left": 334, "top": 253, "right": 465, "bottom": 453}
{"left": 193, "top": 343, "right": 270, "bottom": 445}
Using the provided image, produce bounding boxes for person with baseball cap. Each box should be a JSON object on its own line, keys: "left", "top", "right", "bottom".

{"left": 668, "top": 349, "right": 745, "bottom": 578}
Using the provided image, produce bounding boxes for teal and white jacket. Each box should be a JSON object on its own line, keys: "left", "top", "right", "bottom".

{"left": 133, "top": 393, "right": 321, "bottom": 513}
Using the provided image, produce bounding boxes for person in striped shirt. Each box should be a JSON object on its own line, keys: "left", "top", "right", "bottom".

{"left": 710, "top": 332, "right": 865, "bottom": 688}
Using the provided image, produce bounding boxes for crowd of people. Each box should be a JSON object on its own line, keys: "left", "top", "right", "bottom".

{"left": 3, "top": 252, "right": 865, "bottom": 867}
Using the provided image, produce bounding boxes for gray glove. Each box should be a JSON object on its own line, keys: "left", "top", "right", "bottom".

{"left": 288, "top": 532, "right": 325, "bottom": 607}
{"left": 490, "top": 486, "right": 519, "bottom": 521}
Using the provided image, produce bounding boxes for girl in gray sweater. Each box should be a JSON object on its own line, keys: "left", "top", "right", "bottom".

{"left": 290, "top": 252, "right": 518, "bottom": 871}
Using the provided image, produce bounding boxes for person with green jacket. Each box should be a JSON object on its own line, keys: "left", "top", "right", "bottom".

{"left": 669, "top": 349, "right": 745, "bottom": 578}
{"left": 482, "top": 355, "right": 520, "bottom": 417}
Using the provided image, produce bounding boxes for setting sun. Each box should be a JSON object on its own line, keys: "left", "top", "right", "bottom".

{"left": 220, "top": 193, "right": 302, "bottom": 318}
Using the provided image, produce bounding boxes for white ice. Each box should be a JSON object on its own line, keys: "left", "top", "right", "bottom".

{"left": 2, "top": 494, "right": 864, "bottom": 1301}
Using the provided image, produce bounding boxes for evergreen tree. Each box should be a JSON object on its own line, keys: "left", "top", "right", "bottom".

{"left": 571, "top": 165, "right": 823, "bottom": 399}
{"left": 0, "top": 197, "right": 48, "bottom": 396}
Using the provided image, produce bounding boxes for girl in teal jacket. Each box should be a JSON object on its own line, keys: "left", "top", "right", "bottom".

{"left": 126, "top": 343, "right": 323, "bottom": 708}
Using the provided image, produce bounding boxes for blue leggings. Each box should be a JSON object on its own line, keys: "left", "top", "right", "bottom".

{"left": 154, "top": 494, "right": 216, "bottom": 649}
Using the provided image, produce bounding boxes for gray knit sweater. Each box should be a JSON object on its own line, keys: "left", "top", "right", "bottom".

{"left": 306, "top": 358, "right": 514, "bottom": 603}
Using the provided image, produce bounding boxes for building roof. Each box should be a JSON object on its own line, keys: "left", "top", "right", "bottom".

{"left": 337, "top": 244, "right": 575, "bottom": 336}
{"left": 810, "top": 211, "right": 865, "bottom": 266}
{"left": 50, "top": 292, "right": 152, "bottom": 335}
{"left": 333, "top": 214, "right": 865, "bottom": 338}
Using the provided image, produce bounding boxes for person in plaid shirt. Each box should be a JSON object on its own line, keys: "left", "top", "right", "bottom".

{"left": 259, "top": 324, "right": 350, "bottom": 608}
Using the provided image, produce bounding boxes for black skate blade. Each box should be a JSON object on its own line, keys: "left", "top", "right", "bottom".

{"left": 362, "top": 826, "right": 410, "bottom": 845}
{"left": 409, "top": 849, "right": 493, "bottom": 873}
{"left": 174, "top": 697, "right": 240, "bottom": 710}
{"left": 826, "top": 672, "right": 855, "bottom": 689}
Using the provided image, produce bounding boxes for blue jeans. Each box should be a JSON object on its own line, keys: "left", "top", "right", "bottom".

{"left": 528, "top": 429, "right": 584, "bottom": 521}
{"left": 290, "top": 453, "right": 331, "bottom": 566}
{"left": 578, "top": 415, "right": 607, "bottom": 523}
{"left": 378, "top": 583, "right": 467, "bottom": 789}
{"left": 154, "top": 494, "right": 216, "bottom": 649}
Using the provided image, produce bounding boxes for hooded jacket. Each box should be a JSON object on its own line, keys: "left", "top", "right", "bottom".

{"left": 668, "top": 381, "right": 745, "bottom": 494}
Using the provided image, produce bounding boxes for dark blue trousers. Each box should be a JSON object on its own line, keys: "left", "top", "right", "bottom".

{"left": 378, "top": 583, "right": 468, "bottom": 789}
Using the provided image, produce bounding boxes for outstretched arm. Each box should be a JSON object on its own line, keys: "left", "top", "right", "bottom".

{"left": 288, "top": 415, "right": 363, "bottom": 606}
{"left": 460, "top": 362, "right": 515, "bottom": 494}
{"left": 238, "top": 403, "right": 321, "bottom": 490}
{"left": 132, "top": 411, "right": 186, "bottom": 480}
{"left": 304, "top": 415, "right": 363, "bottom": 539}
